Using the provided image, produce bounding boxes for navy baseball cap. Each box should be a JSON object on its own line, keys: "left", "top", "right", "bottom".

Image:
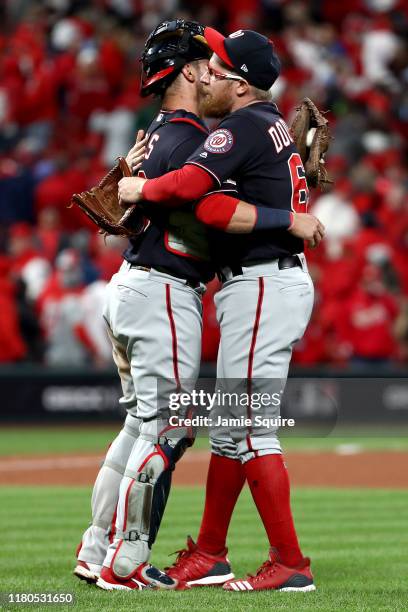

{"left": 204, "top": 27, "right": 281, "bottom": 90}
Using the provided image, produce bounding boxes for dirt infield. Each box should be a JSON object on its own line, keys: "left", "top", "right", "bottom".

{"left": 0, "top": 450, "right": 407, "bottom": 487}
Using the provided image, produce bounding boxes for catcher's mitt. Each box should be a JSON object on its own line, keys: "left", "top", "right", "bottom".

{"left": 70, "top": 158, "right": 147, "bottom": 236}
{"left": 290, "top": 98, "right": 332, "bottom": 189}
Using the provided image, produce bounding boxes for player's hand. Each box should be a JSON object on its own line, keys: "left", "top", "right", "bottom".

{"left": 289, "top": 213, "right": 325, "bottom": 248}
{"left": 125, "top": 130, "right": 148, "bottom": 174}
{"left": 118, "top": 177, "right": 147, "bottom": 207}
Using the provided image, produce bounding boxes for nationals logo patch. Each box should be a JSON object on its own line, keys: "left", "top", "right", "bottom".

{"left": 204, "top": 129, "right": 234, "bottom": 154}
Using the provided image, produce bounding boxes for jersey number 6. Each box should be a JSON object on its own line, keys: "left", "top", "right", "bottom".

{"left": 287, "top": 153, "right": 309, "bottom": 213}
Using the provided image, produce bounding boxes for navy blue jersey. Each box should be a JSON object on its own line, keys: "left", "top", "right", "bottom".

{"left": 186, "top": 101, "right": 309, "bottom": 266}
{"left": 123, "top": 110, "right": 216, "bottom": 283}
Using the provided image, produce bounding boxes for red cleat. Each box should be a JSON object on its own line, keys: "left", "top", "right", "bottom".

{"left": 96, "top": 563, "right": 189, "bottom": 591}
{"left": 223, "top": 549, "right": 316, "bottom": 592}
{"left": 166, "top": 536, "right": 234, "bottom": 587}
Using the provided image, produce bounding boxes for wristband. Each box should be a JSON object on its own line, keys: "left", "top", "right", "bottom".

{"left": 254, "top": 207, "right": 292, "bottom": 231}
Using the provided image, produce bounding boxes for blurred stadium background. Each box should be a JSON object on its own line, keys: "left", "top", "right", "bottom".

{"left": 0, "top": 2, "right": 407, "bottom": 608}
{"left": 0, "top": 0, "right": 407, "bottom": 375}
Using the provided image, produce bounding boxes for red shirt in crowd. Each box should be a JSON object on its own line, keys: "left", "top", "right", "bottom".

{"left": 340, "top": 287, "right": 399, "bottom": 359}
{"left": 0, "top": 277, "right": 26, "bottom": 362}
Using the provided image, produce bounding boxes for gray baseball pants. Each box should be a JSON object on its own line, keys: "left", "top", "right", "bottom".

{"left": 210, "top": 254, "right": 314, "bottom": 463}
{"left": 78, "top": 261, "right": 203, "bottom": 568}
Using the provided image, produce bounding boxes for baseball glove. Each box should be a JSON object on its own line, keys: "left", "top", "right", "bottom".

{"left": 70, "top": 157, "right": 146, "bottom": 236}
{"left": 290, "top": 97, "right": 332, "bottom": 189}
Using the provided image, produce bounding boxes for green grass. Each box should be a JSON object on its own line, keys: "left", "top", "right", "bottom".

{"left": 0, "top": 426, "right": 120, "bottom": 456}
{"left": 1, "top": 424, "right": 408, "bottom": 457}
{"left": 0, "top": 486, "right": 407, "bottom": 611}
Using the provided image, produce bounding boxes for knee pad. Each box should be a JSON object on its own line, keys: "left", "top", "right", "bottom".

{"left": 112, "top": 459, "right": 159, "bottom": 578}
{"left": 112, "top": 419, "right": 194, "bottom": 579}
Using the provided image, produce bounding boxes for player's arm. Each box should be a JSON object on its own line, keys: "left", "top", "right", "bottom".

{"left": 118, "top": 164, "right": 213, "bottom": 207}
{"left": 195, "top": 192, "right": 325, "bottom": 246}
{"left": 119, "top": 127, "right": 325, "bottom": 241}
{"left": 118, "top": 115, "right": 253, "bottom": 207}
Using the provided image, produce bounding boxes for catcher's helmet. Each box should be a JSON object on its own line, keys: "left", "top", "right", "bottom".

{"left": 140, "top": 19, "right": 211, "bottom": 97}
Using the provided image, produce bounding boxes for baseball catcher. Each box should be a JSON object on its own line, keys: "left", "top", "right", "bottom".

{"left": 74, "top": 19, "right": 214, "bottom": 591}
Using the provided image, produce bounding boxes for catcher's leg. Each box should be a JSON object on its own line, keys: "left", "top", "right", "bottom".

{"left": 98, "top": 267, "right": 202, "bottom": 589}
{"left": 75, "top": 293, "right": 142, "bottom": 582}
{"left": 99, "top": 418, "right": 193, "bottom": 584}
{"left": 76, "top": 414, "right": 141, "bottom": 580}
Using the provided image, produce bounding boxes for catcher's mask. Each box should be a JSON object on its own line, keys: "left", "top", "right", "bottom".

{"left": 140, "top": 19, "right": 211, "bottom": 97}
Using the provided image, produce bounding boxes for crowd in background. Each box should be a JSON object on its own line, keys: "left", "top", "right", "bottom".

{"left": 0, "top": 0, "right": 407, "bottom": 368}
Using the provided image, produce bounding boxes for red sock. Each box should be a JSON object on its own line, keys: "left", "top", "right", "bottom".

{"left": 197, "top": 454, "right": 246, "bottom": 555}
{"left": 244, "top": 454, "right": 303, "bottom": 567}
